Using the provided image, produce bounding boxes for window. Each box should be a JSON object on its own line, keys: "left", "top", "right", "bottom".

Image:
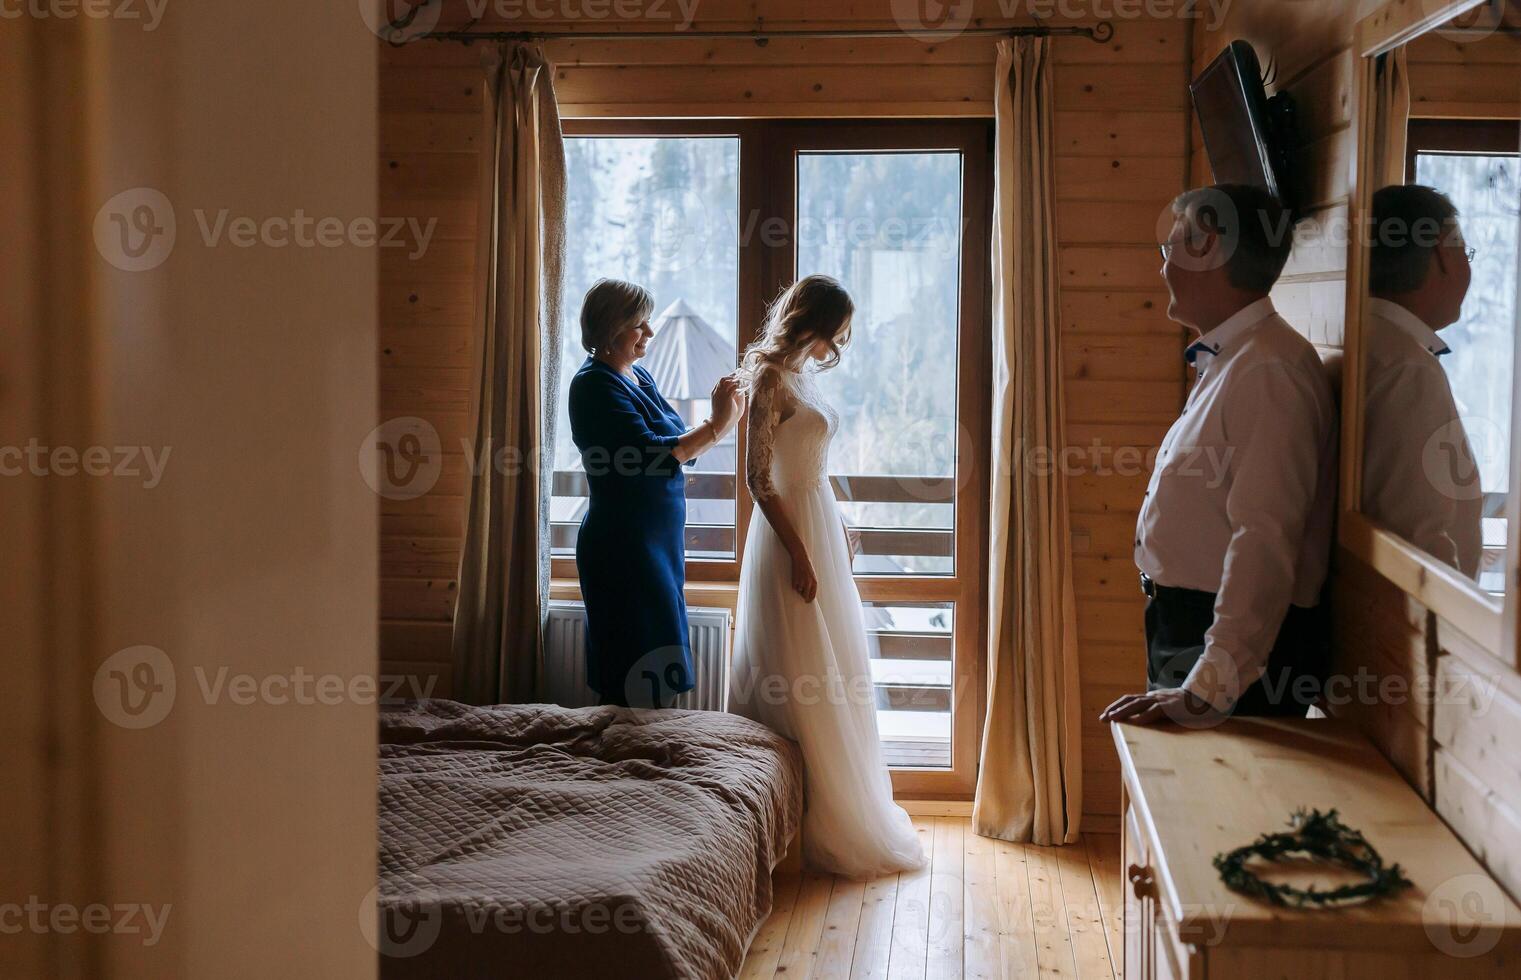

{"left": 553, "top": 121, "right": 990, "bottom": 794}
{"left": 797, "top": 151, "right": 963, "bottom": 576}
{"left": 1408, "top": 120, "right": 1520, "bottom": 594}
{"left": 553, "top": 135, "right": 741, "bottom": 561}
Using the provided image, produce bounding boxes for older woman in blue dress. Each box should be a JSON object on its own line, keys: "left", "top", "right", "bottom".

{"left": 568, "top": 279, "right": 744, "bottom": 707}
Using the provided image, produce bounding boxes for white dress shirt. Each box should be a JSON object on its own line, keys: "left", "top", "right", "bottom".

{"left": 1135, "top": 298, "right": 1338, "bottom": 711}
{"left": 1361, "top": 298, "right": 1483, "bottom": 578}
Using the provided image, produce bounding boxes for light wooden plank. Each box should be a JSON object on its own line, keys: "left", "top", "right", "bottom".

{"left": 1434, "top": 747, "right": 1521, "bottom": 903}
{"left": 850, "top": 874, "right": 901, "bottom": 980}
{"left": 739, "top": 871, "right": 802, "bottom": 980}
{"left": 962, "top": 829, "right": 1001, "bottom": 980}
{"left": 818, "top": 876, "right": 868, "bottom": 980}
{"left": 1057, "top": 289, "right": 1174, "bottom": 334}
{"left": 992, "top": 839, "right": 1040, "bottom": 980}
{"left": 1052, "top": 64, "right": 1190, "bottom": 112}
{"left": 774, "top": 871, "right": 834, "bottom": 980}
{"left": 1062, "top": 332, "right": 1183, "bottom": 383}
{"left": 1411, "top": 61, "right": 1521, "bottom": 114}
{"left": 1053, "top": 156, "right": 1186, "bottom": 204}
{"left": 1083, "top": 835, "right": 1124, "bottom": 978}
{"left": 1053, "top": 842, "right": 1113, "bottom": 980}
{"left": 1065, "top": 380, "right": 1181, "bottom": 424}
{"left": 1024, "top": 845, "right": 1077, "bottom": 979}
{"left": 1055, "top": 201, "right": 1171, "bottom": 246}
{"left": 556, "top": 64, "right": 994, "bottom": 107}
{"left": 887, "top": 818, "right": 935, "bottom": 980}
{"left": 927, "top": 816, "right": 965, "bottom": 980}
{"left": 1054, "top": 111, "right": 1189, "bottom": 158}
{"left": 1059, "top": 245, "right": 1166, "bottom": 290}
{"left": 1072, "top": 600, "right": 1145, "bottom": 647}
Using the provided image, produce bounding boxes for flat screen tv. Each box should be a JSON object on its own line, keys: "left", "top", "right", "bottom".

{"left": 1190, "top": 40, "right": 1299, "bottom": 217}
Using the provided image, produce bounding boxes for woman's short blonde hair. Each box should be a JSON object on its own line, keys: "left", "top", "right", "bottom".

{"left": 580, "top": 278, "right": 654, "bottom": 354}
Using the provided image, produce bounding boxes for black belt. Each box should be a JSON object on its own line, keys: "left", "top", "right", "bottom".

{"left": 1139, "top": 572, "right": 1214, "bottom": 604}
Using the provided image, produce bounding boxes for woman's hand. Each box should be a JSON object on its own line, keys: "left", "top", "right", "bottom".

{"left": 789, "top": 545, "right": 818, "bottom": 603}
{"left": 709, "top": 375, "right": 746, "bottom": 435}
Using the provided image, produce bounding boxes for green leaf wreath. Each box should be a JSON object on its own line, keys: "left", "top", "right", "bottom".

{"left": 1213, "top": 808, "right": 1415, "bottom": 908}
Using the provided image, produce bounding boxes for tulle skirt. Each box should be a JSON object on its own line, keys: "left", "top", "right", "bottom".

{"left": 729, "top": 481, "right": 927, "bottom": 878}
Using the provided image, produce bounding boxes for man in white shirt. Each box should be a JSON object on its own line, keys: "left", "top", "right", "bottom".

{"left": 1101, "top": 184, "right": 1337, "bottom": 726}
{"left": 1361, "top": 184, "right": 1482, "bottom": 578}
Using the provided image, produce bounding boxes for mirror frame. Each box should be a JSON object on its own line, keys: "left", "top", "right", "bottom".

{"left": 1343, "top": 0, "right": 1519, "bottom": 666}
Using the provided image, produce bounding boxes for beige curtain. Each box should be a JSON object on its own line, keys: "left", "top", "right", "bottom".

{"left": 451, "top": 43, "right": 566, "bottom": 705}
{"left": 973, "top": 37, "right": 1083, "bottom": 846}
{"left": 1373, "top": 47, "right": 1411, "bottom": 187}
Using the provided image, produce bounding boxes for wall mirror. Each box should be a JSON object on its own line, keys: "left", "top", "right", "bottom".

{"left": 1345, "top": 0, "right": 1521, "bottom": 656}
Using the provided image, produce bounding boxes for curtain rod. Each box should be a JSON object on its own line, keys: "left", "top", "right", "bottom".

{"left": 384, "top": 21, "right": 1115, "bottom": 47}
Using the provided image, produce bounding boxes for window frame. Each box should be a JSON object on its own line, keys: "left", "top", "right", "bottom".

{"left": 1406, "top": 118, "right": 1521, "bottom": 178}
{"left": 551, "top": 119, "right": 993, "bottom": 796}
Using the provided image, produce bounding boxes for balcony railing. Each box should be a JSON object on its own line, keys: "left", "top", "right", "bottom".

{"left": 550, "top": 469, "right": 957, "bottom": 560}
{"left": 552, "top": 468, "right": 957, "bottom": 767}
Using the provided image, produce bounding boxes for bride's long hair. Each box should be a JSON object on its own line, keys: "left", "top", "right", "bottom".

{"left": 739, "top": 275, "right": 854, "bottom": 385}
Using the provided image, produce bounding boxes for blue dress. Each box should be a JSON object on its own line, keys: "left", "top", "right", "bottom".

{"left": 568, "top": 357, "right": 696, "bottom": 707}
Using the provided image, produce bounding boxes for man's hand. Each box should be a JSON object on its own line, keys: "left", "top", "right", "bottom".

{"left": 1100, "top": 687, "right": 1222, "bottom": 727}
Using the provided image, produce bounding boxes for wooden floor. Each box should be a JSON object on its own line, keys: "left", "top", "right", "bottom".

{"left": 740, "top": 818, "right": 1122, "bottom": 980}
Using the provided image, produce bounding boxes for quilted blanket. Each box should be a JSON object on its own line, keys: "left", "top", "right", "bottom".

{"left": 376, "top": 700, "right": 803, "bottom": 980}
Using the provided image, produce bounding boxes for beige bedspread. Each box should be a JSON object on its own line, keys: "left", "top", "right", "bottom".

{"left": 376, "top": 700, "right": 802, "bottom": 980}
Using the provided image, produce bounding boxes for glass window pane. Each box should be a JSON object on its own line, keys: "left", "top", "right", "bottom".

{"left": 796, "top": 152, "right": 964, "bottom": 576}
{"left": 863, "top": 600, "right": 953, "bottom": 769}
{"left": 1414, "top": 151, "right": 1517, "bottom": 498}
{"left": 553, "top": 136, "right": 740, "bottom": 559}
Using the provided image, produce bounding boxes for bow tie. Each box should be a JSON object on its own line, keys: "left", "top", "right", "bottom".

{"left": 1185, "top": 341, "right": 1221, "bottom": 365}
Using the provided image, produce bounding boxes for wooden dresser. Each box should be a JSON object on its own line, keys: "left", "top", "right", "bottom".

{"left": 1112, "top": 718, "right": 1521, "bottom": 979}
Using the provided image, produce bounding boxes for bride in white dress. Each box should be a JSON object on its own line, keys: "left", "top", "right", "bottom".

{"left": 728, "top": 276, "right": 926, "bottom": 878}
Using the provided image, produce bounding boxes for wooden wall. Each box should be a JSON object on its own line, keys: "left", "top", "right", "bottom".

{"left": 1192, "top": 3, "right": 1521, "bottom": 901}
{"left": 377, "top": 3, "right": 1193, "bottom": 822}
{"left": 1409, "top": 30, "right": 1521, "bottom": 118}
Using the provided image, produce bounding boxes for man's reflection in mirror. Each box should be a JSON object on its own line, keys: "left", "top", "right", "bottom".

{"left": 1363, "top": 184, "right": 1483, "bottom": 579}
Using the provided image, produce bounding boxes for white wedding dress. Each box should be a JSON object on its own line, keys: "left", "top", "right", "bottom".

{"left": 729, "top": 365, "right": 926, "bottom": 878}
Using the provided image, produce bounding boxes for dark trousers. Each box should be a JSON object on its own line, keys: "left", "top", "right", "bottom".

{"left": 1143, "top": 581, "right": 1327, "bottom": 717}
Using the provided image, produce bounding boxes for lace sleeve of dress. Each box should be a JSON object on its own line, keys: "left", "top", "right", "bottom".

{"left": 746, "top": 371, "right": 785, "bottom": 502}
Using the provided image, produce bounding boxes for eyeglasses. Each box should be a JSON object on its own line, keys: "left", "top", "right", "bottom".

{"left": 1158, "top": 232, "right": 1211, "bottom": 262}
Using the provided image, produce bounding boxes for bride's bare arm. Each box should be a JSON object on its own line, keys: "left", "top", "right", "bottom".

{"left": 746, "top": 371, "right": 818, "bottom": 602}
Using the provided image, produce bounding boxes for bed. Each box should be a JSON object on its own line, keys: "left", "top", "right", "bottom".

{"left": 375, "top": 699, "right": 803, "bottom": 980}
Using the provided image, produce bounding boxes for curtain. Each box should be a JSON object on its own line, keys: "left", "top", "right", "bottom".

{"left": 451, "top": 43, "right": 567, "bottom": 705}
{"left": 1373, "top": 47, "right": 1411, "bottom": 187}
{"left": 973, "top": 36, "right": 1083, "bottom": 846}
